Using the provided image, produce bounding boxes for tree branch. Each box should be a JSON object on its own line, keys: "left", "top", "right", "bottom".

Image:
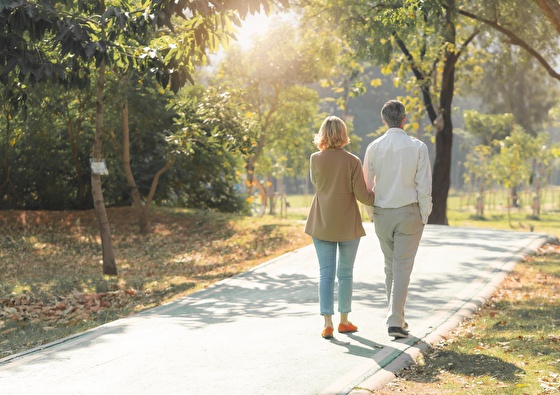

{"left": 145, "top": 158, "right": 175, "bottom": 211}
{"left": 392, "top": 32, "right": 438, "bottom": 122}
{"left": 457, "top": 8, "right": 560, "bottom": 81}
{"left": 456, "top": 28, "right": 479, "bottom": 59}
{"left": 392, "top": 31, "right": 426, "bottom": 82}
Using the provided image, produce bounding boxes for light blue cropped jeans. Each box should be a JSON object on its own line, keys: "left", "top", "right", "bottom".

{"left": 312, "top": 237, "right": 361, "bottom": 316}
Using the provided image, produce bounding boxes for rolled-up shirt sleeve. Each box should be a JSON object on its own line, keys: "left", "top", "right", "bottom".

{"left": 362, "top": 148, "right": 375, "bottom": 220}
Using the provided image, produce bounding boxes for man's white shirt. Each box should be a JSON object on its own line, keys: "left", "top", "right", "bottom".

{"left": 363, "top": 128, "right": 433, "bottom": 224}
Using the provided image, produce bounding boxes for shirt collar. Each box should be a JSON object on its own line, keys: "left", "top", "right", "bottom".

{"left": 386, "top": 127, "right": 406, "bottom": 134}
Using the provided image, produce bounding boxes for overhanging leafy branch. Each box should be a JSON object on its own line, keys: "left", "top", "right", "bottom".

{"left": 457, "top": 7, "right": 560, "bottom": 81}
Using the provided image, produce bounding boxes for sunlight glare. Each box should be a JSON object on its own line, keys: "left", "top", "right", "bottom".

{"left": 233, "top": 11, "right": 299, "bottom": 50}
{"left": 234, "top": 13, "right": 271, "bottom": 49}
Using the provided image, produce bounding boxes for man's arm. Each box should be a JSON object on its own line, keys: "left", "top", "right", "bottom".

{"left": 362, "top": 146, "right": 375, "bottom": 221}
{"left": 416, "top": 144, "right": 432, "bottom": 224}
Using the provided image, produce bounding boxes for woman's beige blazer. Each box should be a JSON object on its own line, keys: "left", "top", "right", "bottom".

{"left": 304, "top": 149, "right": 375, "bottom": 242}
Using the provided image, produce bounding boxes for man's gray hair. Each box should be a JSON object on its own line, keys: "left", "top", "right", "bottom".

{"left": 381, "top": 100, "right": 406, "bottom": 128}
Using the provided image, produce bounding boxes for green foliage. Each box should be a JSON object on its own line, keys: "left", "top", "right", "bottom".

{"left": 0, "top": 77, "right": 261, "bottom": 213}
{"left": 1, "top": 0, "right": 292, "bottom": 214}
{"left": 298, "top": 10, "right": 363, "bottom": 112}
{"left": 171, "top": 85, "right": 257, "bottom": 158}
{"left": 263, "top": 85, "right": 321, "bottom": 178}
{"left": 463, "top": 110, "right": 515, "bottom": 147}
{"left": 466, "top": 48, "right": 559, "bottom": 136}
{"left": 164, "top": 85, "right": 257, "bottom": 212}
{"left": 463, "top": 144, "right": 493, "bottom": 188}
{"left": 0, "top": 81, "right": 96, "bottom": 209}
{"left": 0, "top": 0, "right": 286, "bottom": 112}
{"left": 491, "top": 126, "right": 542, "bottom": 189}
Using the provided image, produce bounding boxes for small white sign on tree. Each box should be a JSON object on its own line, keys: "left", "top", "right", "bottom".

{"left": 90, "top": 159, "right": 109, "bottom": 175}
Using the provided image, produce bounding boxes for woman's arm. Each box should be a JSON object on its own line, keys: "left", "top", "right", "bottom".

{"left": 352, "top": 160, "right": 375, "bottom": 206}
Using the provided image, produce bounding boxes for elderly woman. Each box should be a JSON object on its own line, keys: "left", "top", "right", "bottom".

{"left": 304, "top": 116, "right": 375, "bottom": 339}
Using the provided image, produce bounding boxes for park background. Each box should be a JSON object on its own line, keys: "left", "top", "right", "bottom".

{"left": 2, "top": 1, "right": 559, "bottom": 231}
{"left": 1, "top": 1, "right": 560, "bottom": 391}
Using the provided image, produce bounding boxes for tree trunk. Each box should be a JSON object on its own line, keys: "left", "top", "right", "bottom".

{"left": 67, "top": 114, "right": 86, "bottom": 209}
{"left": 428, "top": 0, "right": 462, "bottom": 225}
{"left": 66, "top": 94, "right": 90, "bottom": 209}
{"left": 246, "top": 131, "right": 266, "bottom": 192}
{"left": 267, "top": 175, "right": 276, "bottom": 215}
{"left": 245, "top": 130, "right": 268, "bottom": 215}
{"left": 511, "top": 186, "right": 519, "bottom": 207}
{"left": 1, "top": 110, "right": 20, "bottom": 206}
{"left": 430, "top": 118, "right": 452, "bottom": 225}
{"left": 92, "top": 59, "right": 117, "bottom": 276}
{"left": 120, "top": 97, "right": 149, "bottom": 233}
{"left": 507, "top": 195, "right": 513, "bottom": 228}
{"left": 477, "top": 182, "right": 485, "bottom": 218}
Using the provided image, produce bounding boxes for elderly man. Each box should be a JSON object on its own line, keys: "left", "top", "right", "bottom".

{"left": 363, "top": 100, "right": 432, "bottom": 339}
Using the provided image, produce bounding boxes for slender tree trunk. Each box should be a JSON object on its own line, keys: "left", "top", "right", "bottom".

{"left": 477, "top": 183, "right": 485, "bottom": 218}
{"left": 245, "top": 131, "right": 267, "bottom": 200}
{"left": 245, "top": 88, "right": 276, "bottom": 205}
{"left": 90, "top": 0, "right": 116, "bottom": 275}
{"left": 246, "top": 157, "right": 267, "bottom": 217}
{"left": 267, "top": 175, "right": 276, "bottom": 215}
{"left": 67, "top": 94, "right": 90, "bottom": 209}
{"left": 145, "top": 158, "right": 174, "bottom": 214}
{"left": 67, "top": 114, "right": 88, "bottom": 209}
{"left": 120, "top": 97, "right": 149, "bottom": 233}
{"left": 119, "top": 92, "right": 174, "bottom": 233}
{"left": 1, "top": 111, "right": 10, "bottom": 198}
{"left": 511, "top": 186, "right": 519, "bottom": 207}
{"left": 1, "top": 110, "right": 19, "bottom": 206}
{"left": 431, "top": 119, "right": 452, "bottom": 225}
{"left": 92, "top": 59, "right": 117, "bottom": 276}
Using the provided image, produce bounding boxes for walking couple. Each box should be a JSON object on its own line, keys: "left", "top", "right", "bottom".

{"left": 304, "top": 100, "right": 433, "bottom": 339}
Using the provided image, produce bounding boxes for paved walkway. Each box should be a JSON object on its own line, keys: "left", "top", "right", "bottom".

{"left": 0, "top": 224, "right": 552, "bottom": 395}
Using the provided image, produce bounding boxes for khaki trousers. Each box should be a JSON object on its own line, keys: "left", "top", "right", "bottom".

{"left": 373, "top": 204, "right": 424, "bottom": 328}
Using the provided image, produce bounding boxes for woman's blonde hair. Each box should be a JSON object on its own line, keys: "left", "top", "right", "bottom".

{"left": 314, "top": 116, "right": 350, "bottom": 150}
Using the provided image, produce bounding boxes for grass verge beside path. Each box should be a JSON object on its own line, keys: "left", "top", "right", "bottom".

{"left": 0, "top": 207, "right": 310, "bottom": 360}
{"left": 375, "top": 243, "right": 560, "bottom": 395}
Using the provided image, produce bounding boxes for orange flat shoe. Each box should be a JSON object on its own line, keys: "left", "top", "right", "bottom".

{"left": 338, "top": 322, "right": 358, "bottom": 333}
{"left": 321, "top": 326, "right": 334, "bottom": 339}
